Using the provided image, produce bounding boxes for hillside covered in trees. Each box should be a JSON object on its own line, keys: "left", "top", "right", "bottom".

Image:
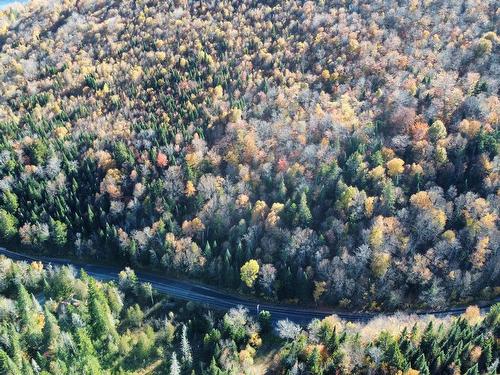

{"left": 0, "top": 0, "right": 498, "bottom": 311}
{"left": 0, "top": 256, "right": 498, "bottom": 374}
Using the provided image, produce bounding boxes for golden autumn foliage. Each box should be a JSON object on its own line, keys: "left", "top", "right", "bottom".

{"left": 386, "top": 158, "right": 405, "bottom": 177}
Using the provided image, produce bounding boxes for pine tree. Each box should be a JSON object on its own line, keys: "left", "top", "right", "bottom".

{"left": 479, "top": 337, "right": 493, "bottom": 371}
{"left": 181, "top": 324, "right": 192, "bottom": 365}
{"left": 88, "top": 279, "right": 117, "bottom": 342}
{"left": 51, "top": 219, "right": 67, "bottom": 247}
{"left": 0, "top": 209, "right": 17, "bottom": 240}
{"left": 415, "top": 354, "right": 430, "bottom": 375}
{"left": 486, "top": 359, "right": 499, "bottom": 375}
{"left": 21, "top": 359, "right": 34, "bottom": 375}
{"left": 385, "top": 339, "right": 407, "bottom": 371}
{"left": 464, "top": 363, "right": 479, "bottom": 375}
{"left": 382, "top": 180, "right": 396, "bottom": 214}
{"left": 16, "top": 284, "right": 32, "bottom": 327}
{"left": 2, "top": 190, "right": 18, "bottom": 213}
{"left": 207, "top": 357, "right": 221, "bottom": 375}
{"left": 296, "top": 191, "right": 312, "bottom": 226}
{"left": 204, "top": 242, "right": 212, "bottom": 258}
{"left": 420, "top": 322, "right": 438, "bottom": 360}
{"left": 278, "top": 179, "right": 287, "bottom": 201}
{"left": 170, "top": 352, "right": 180, "bottom": 375}
{"left": 308, "top": 346, "right": 323, "bottom": 375}
{"left": 42, "top": 307, "right": 60, "bottom": 353}
{"left": 0, "top": 350, "right": 8, "bottom": 375}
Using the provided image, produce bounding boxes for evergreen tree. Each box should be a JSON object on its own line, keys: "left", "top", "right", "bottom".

{"left": 382, "top": 180, "right": 396, "bottom": 214}
{"left": 385, "top": 339, "right": 407, "bottom": 371}
{"left": 2, "top": 190, "right": 18, "bottom": 213}
{"left": 464, "top": 363, "right": 479, "bottom": 375}
{"left": 88, "top": 279, "right": 117, "bottom": 342}
{"left": 207, "top": 357, "right": 222, "bottom": 375}
{"left": 415, "top": 354, "right": 430, "bottom": 375}
{"left": 486, "top": 359, "right": 499, "bottom": 375}
{"left": 51, "top": 220, "right": 68, "bottom": 247}
{"left": 296, "top": 191, "right": 312, "bottom": 226}
{"left": 420, "top": 322, "right": 438, "bottom": 360}
{"left": 0, "top": 209, "right": 17, "bottom": 240}
{"left": 16, "top": 284, "right": 32, "bottom": 326}
{"left": 479, "top": 337, "right": 493, "bottom": 371}
{"left": 181, "top": 324, "right": 193, "bottom": 366}
{"left": 170, "top": 352, "right": 180, "bottom": 375}
{"left": 0, "top": 349, "right": 20, "bottom": 375}
{"left": 0, "top": 349, "right": 9, "bottom": 375}
{"left": 308, "top": 346, "right": 323, "bottom": 375}
{"left": 42, "top": 307, "right": 60, "bottom": 353}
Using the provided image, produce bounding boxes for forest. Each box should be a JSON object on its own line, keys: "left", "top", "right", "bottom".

{"left": 0, "top": 256, "right": 497, "bottom": 374}
{"left": 0, "top": 0, "right": 498, "bottom": 311}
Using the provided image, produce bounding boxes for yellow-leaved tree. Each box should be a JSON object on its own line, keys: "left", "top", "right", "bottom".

{"left": 240, "top": 259, "right": 260, "bottom": 288}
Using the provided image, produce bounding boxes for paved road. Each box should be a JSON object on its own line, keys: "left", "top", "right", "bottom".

{"left": 0, "top": 247, "right": 496, "bottom": 324}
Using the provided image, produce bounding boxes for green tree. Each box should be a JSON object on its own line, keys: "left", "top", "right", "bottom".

{"left": 125, "top": 304, "right": 144, "bottom": 328}
{"left": 296, "top": 191, "right": 312, "bottom": 226}
{"left": 134, "top": 328, "right": 155, "bottom": 363}
{"left": 479, "top": 337, "right": 493, "bottom": 372}
{"left": 308, "top": 346, "right": 323, "bottom": 375}
{"left": 75, "top": 328, "right": 102, "bottom": 375}
{"left": 385, "top": 339, "right": 407, "bottom": 371}
{"left": 16, "top": 284, "right": 32, "bottom": 326}
{"left": 464, "top": 363, "right": 479, "bottom": 375}
{"left": 2, "top": 191, "right": 18, "bottom": 213}
{"left": 429, "top": 120, "right": 447, "bottom": 142}
{"left": 51, "top": 220, "right": 67, "bottom": 247}
{"left": 207, "top": 357, "right": 222, "bottom": 375}
{"left": 114, "top": 141, "right": 134, "bottom": 167}
{"left": 48, "top": 266, "right": 75, "bottom": 300}
{"left": 0, "top": 349, "right": 21, "bottom": 375}
{"left": 26, "top": 140, "right": 49, "bottom": 165}
{"left": 258, "top": 310, "right": 272, "bottom": 333}
{"left": 42, "top": 307, "right": 60, "bottom": 353}
{"left": 0, "top": 209, "right": 17, "bottom": 240}
{"left": 415, "top": 354, "right": 430, "bottom": 375}
{"left": 88, "top": 279, "right": 117, "bottom": 342}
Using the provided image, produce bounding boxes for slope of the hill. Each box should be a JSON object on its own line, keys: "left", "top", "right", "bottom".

{"left": 0, "top": 0, "right": 498, "bottom": 310}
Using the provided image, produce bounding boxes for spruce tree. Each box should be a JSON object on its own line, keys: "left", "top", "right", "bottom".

{"left": 297, "top": 191, "right": 312, "bottom": 226}
{"left": 0, "top": 350, "right": 9, "bottom": 375}
{"left": 308, "top": 346, "right": 322, "bottom": 375}
{"left": 181, "top": 324, "right": 193, "bottom": 366}
{"left": 385, "top": 339, "right": 407, "bottom": 371}
{"left": 207, "top": 357, "right": 221, "bottom": 375}
{"left": 16, "top": 284, "right": 32, "bottom": 327}
{"left": 42, "top": 307, "right": 60, "bottom": 353}
{"left": 170, "top": 352, "right": 180, "bottom": 375}
{"left": 415, "top": 354, "right": 430, "bottom": 375}
{"left": 479, "top": 337, "right": 493, "bottom": 371}
{"left": 463, "top": 363, "right": 479, "bottom": 375}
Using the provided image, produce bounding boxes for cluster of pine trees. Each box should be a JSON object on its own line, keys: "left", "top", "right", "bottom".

{"left": 275, "top": 306, "right": 500, "bottom": 374}
{"left": 0, "top": 256, "right": 498, "bottom": 374}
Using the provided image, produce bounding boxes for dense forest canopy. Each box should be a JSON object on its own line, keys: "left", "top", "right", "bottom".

{"left": 0, "top": 0, "right": 498, "bottom": 311}
{"left": 0, "top": 256, "right": 498, "bottom": 374}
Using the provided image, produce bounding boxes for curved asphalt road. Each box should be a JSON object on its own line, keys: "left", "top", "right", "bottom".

{"left": 0, "top": 247, "right": 497, "bottom": 324}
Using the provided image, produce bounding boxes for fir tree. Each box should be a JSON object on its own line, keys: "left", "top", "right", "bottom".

{"left": 464, "top": 363, "right": 479, "bottom": 375}
{"left": 415, "top": 354, "right": 430, "bottom": 375}
{"left": 181, "top": 324, "right": 193, "bottom": 366}
{"left": 170, "top": 352, "right": 180, "bottom": 375}
{"left": 479, "top": 337, "right": 493, "bottom": 371}
{"left": 296, "top": 191, "right": 312, "bottom": 226}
